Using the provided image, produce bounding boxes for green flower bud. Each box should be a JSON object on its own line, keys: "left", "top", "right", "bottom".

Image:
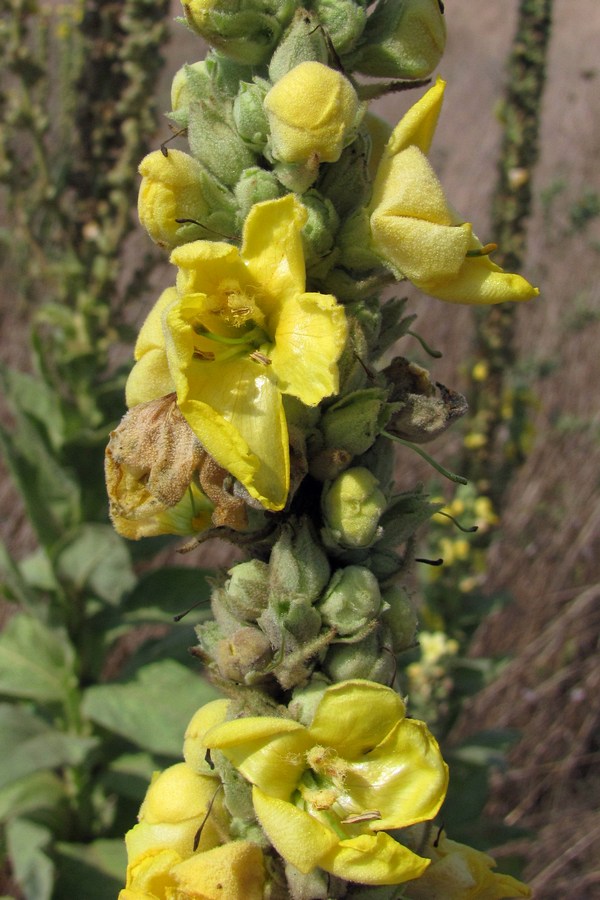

{"left": 322, "top": 467, "right": 387, "bottom": 549}
{"left": 268, "top": 8, "right": 329, "bottom": 82}
{"left": 170, "top": 61, "right": 212, "bottom": 126}
{"left": 269, "top": 519, "right": 331, "bottom": 605}
{"left": 288, "top": 674, "right": 330, "bottom": 726}
{"left": 381, "top": 585, "right": 418, "bottom": 652}
{"left": 300, "top": 189, "right": 340, "bottom": 271}
{"left": 318, "top": 565, "right": 382, "bottom": 635}
{"left": 233, "top": 80, "right": 270, "bottom": 152}
{"left": 181, "top": 0, "right": 295, "bottom": 66}
{"left": 320, "top": 388, "right": 391, "bottom": 457}
{"left": 316, "top": 128, "right": 371, "bottom": 220}
{"left": 235, "top": 167, "right": 284, "bottom": 222}
{"left": 214, "top": 626, "right": 273, "bottom": 682}
{"left": 323, "top": 628, "right": 395, "bottom": 683}
{"left": 224, "top": 559, "right": 270, "bottom": 620}
{"left": 312, "top": 0, "right": 367, "bottom": 56}
{"left": 187, "top": 96, "right": 257, "bottom": 187}
{"left": 337, "top": 208, "right": 383, "bottom": 273}
{"left": 349, "top": 0, "right": 446, "bottom": 80}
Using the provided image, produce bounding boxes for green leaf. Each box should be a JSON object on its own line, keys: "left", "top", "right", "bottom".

{"left": 82, "top": 660, "right": 221, "bottom": 756}
{"left": 18, "top": 547, "right": 58, "bottom": 593}
{"left": 53, "top": 523, "right": 135, "bottom": 604}
{"left": 0, "top": 705, "right": 97, "bottom": 791}
{"left": 0, "top": 416, "right": 80, "bottom": 549}
{"left": 122, "top": 567, "right": 211, "bottom": 623}
{"left": 0, "top": 366, "right": 65, "bottom": 451}
{"left": 102, "top": 752, "right": 157, "bottom": 803}
{"left": 0, "top": 771, "right": 67, "bottom": 825}
{"left": 5, "top": 818, "right": 55, "bottom": 900}
{"left": 53, "top": 840, "right": 126, "bottom": 900}
{"left": 0, "top": 615, "right": 77, "bottom": 704}
{"left": 0, "top": 539, "right": 40, "bottom": 611}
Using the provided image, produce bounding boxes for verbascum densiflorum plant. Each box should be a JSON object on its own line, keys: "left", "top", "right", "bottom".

{"left": 107, "top": 0, "right": 535, "bottom": 896}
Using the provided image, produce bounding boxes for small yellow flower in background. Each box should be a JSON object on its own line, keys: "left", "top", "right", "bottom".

{"left": 138, "top": 150, "right": 211, "bottom": 249}
{"left": 265, "top": 61, "right": 366, "bottom": 165}
{"left": 126, "top": 195, "right": 347, "bottom": 511}
{"left": 404, "top": 826, "right": 531, "bottom": 899}
{"left": 193, "top": 680, "right": 448, "bottom": 886}
{"left": 369, "top": 79, "right": 539, "bottom": 305}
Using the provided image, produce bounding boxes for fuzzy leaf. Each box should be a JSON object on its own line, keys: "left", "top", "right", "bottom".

{"left": 5, "top": 819, "right": 55, "bottom": 900}
{"left": 53, "top": 523, "right": 135, "bottom": 604}
{"left": 0, "top": 616, "right": 77, "bottom": 704}
{"left": 82, "top": 660, "right": 220, "bottom": 756}
{"left": 53, "top": 840, "right": 126, "bottom": 900}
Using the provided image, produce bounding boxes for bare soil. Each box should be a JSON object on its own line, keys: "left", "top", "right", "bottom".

{"left": 1, "top": 1, "right": 599, "bottom": 897}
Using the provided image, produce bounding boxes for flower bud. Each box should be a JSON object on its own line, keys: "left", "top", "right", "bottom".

{"left": 234, "top": 166, "right": 284, "bottom": 222}
{"left": 137, "top": 149, "right": 237, "bottom": 249}
{"left": 170, "top": 61, "right": 212, "bottom": 125}
{"left": 349, "top": 0, "right": 446, "bottom": 79}
{"left": 317, "top": 128, "right": 372, "bottom": 220}
{"left": 323, "top": 628, "right": 395, "bottom": 683}
{"left": 320, "top": 388, "right": 390, "bottom": 457}
{"left": 268, "top": 8, "right": 329, "bottom": 81}
{"left": 265, "top": 62, "right": 365, "bottom": 166}
{"left": 299, "top": 189, "right": 340, "bottom": 271}
{"left": 318, "top": 566, "right": 382, "bottom": 635}
{"left": 311, "top": 0, "right": 366, "bottom": 56}
{"left": 269, "top": 519, "right": 331, "bottom": 605}
{"left": 224, "top": 559, "right": 270, "bottom": 620}
{"left": 322, "top": 467, "right": 387, "bottom": 549}
{"left": 214, "top": 626, "right": 273, "bottom": 682}
{"left": 232, "top": 80, "right": 270, "bottom": 152}
{"left": 381, "top": 585, "right": 418, "bottom": 652}
{"left": 288, "top": 674, "right": 330, "bottom": 725}
{"left": 181, "top": 0, "right": 295, "bottom": 66}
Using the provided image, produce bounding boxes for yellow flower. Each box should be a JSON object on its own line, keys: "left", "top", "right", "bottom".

{"left": 197, "top": 680, "right": 448, "bottom": 886}
{"left": 126, "top": 195, "right": 347, "bottom": 511}
{"left": 403, "top": 827, "right": 531, "bottom": 899}
{"left": 265, "top": 62, "right": 365, "bottom": 165}
{"left": 369, "top": 79, "right": 539, "bottom": 305}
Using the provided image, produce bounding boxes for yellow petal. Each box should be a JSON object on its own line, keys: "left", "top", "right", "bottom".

{"left": 269, "top": 291, "right": 347, "bottom": 406}
{"left": 125, "top": 847, "right": 181, "bottom": 895}
{"left": 206, "top": 717, "right": 311, "bottom": 799}
{"left": 252, "top": 786, "right": 339, "bottom": 873}
{"left": 419, "top": 253, "right": 540, "bottom": 304}
{"left": 183, "top": 700, "right": 230, "bottom": 774}
{"left": 320, "top": 831, "right": 430, "bottom": 885}
{"left": 242, "top": 194, "right": 308, "bottom": 317}
{"left": 309, "top": 680, "right": 405, "bottom": 759}
{"left": 134, "top": 287, "right": 177, "bottom": 360}
{"left": 172, "top": 841, "right": 266, "bottom": 900}
{"left": 386, "top": 77, "right": 446, "bottom": 158}
{"left": 125, "top": 348, "right": 174, "bottom": 408}
{"left": 341, "top": 719, "right": 448, "bottom": 830}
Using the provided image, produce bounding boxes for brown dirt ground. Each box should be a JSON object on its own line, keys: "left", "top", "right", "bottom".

{"left": 1, "top": 1, "right": 599, "bottom": 897}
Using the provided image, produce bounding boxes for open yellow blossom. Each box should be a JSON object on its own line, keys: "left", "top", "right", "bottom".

{"left": 126, "top": 195, "right": 347, "bottom": 511}
{"left": 196, "top": 680, "right": 448, "bottom": 886}
{"left": 265, "top": 61, "right": 365, "bottom": 165}
{"left": 403, "top": 826, "right": 531, "bottom": 899}
{"left": 369, "top": 79, "right": 539, "bottom": 305}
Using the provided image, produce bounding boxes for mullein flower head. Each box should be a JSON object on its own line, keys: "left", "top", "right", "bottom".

{"left": 126, "top": 195, "right": 347, "bottom": 511}
{"left": 193, "top": 680, "right": 448, "bottom": 885}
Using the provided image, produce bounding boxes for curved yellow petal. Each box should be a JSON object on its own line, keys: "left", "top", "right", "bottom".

{"left": 171, "top": 240, "right": 246, "bottom": 298}
{"left": 183, "top": 700, "right": 230, "bottom": 774}
{"left": 270, "top": 291, "right": 347, "bottom": 405}
{"left": 125, "top": 348, "right": 174, "bottom": 408}
{"left": 134, "top": 287, "right": 177, "bottom": 360}
{"left": 419, "top": 255, "right": 540, "bottom": 304}
{"left": 172, "top": 841, "right": 266, "bottom": 900}
{"left": 206, "top": 719, "right": 311, "bottom": 799}
{"left": 385, "top": 77, "right": 446, "bottom": 158}
{"left": 340, "top": 719, "right": 448, "bottom": 830}
{"left": 309, "top": 681, "right": 405, "bottom": 758}
{"left": 125, "top": 847, "right": 181, "bottom": 895}
{"left": 320, "top": 831, "right": 430, "bottom": 886}
{"left": 242, "top": 195, "right": 308, "bottom": 317}
{"left": 252, "top": 786, "right": 339, "bottom": 874}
